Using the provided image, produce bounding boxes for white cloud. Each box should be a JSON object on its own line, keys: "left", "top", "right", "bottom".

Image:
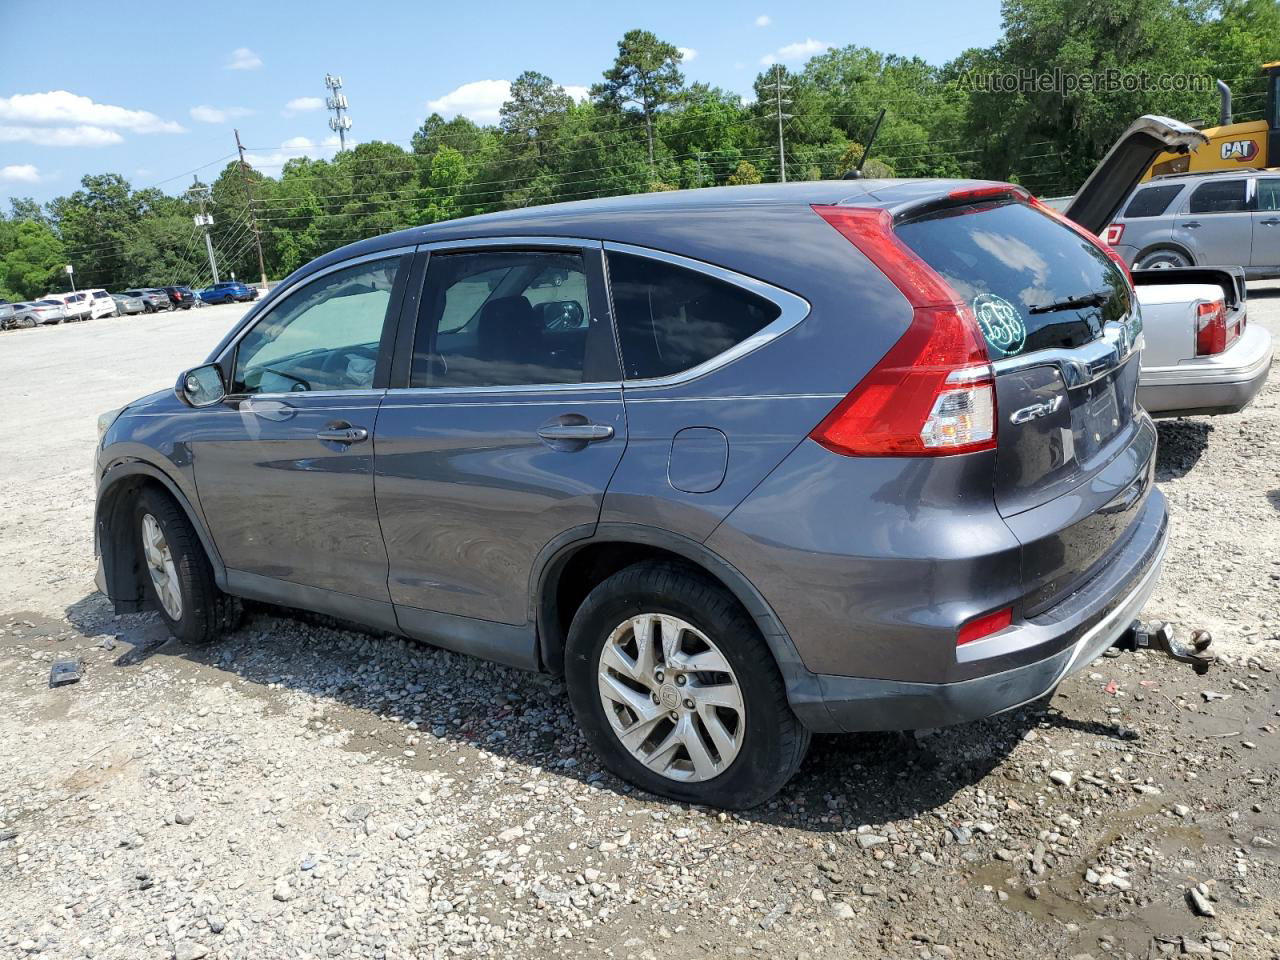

{"left": 755, "top": 14, "right": 771, "bottom": 26}
{"left": 427, "top": 79, "right": 510, "bottom": 123}
{"left": 0, "top": 91, "right": 183, "bottom": 134}
{"left": 0, "top": 124, "right": 124, "bottom": 146}
{"left": 760, "top": 37, "right": 833, "bottom": 66}
{"left": 563, "top": 85, "right": 590, "bottom": 103}
{"left": 227, "top": 47, "right": 263, "bottom": 70}
{"left": 190, "top": 105, "right": 255, "bottom": 124}
{"left": 282, "top": 96, "right": 325, "bottom": 116}
{"left": 677, "top": 47, "right": 698, "bottom": 62}
{"left": 0, "top": 163, "right": 41, "bottom": 183}
{"left": 245, "top": 135, "right": 343, "bottom": 169}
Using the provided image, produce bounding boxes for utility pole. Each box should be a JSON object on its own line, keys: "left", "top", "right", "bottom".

{"left": 771, "top": 64, "right": 792, "bottom": 183}
{"left": 325, "top": 74, "right": 352, "bottom": 151}
{"left": 185, "top": 176, "right": 219, "bottom": 285}
{"left": 234, "top": 128, "right": 270, "bottom": 292}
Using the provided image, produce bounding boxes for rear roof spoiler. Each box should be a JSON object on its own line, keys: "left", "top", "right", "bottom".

{"left": 1062, "top": 116, "right": 1208, "bottom": 235}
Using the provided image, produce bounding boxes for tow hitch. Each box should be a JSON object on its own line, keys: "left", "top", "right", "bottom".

{"left": 1113, "top": 620, "right": 1214, "bottom": 675}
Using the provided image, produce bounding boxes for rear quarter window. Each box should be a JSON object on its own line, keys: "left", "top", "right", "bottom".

{"left": 894, "top": 200, "right": 1132, "bottom": 357}
{"left": 606, "top": 252, "right": 781, "bottom": 380}
{"left": 1123, "top": 184, "right": 1183, "bottom": 218}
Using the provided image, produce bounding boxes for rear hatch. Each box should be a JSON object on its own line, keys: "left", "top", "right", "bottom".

{"left": 894, "top": 193, "right": 1152, "bottom": 613}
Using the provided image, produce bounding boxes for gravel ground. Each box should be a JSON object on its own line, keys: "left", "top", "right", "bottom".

{"left": 0, "top": 286, "right": 1278, "bottom": 960}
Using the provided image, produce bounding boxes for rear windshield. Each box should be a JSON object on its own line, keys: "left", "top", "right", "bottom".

{"left": 1124, "top": 184, "right": 1183, "bottom": 218}
{"left": 895, "top": 200, "right": 1132, "bottom": 357}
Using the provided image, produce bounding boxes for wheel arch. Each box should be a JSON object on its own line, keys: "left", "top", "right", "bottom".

{"left": 96, "top": 460, "right": 225, "bottom": 613}
{"left": 533, "top": 523, "right": 810, "bottom": 687}
{"left": 1134, "top": 241, "right": 1196, "bottom": 267}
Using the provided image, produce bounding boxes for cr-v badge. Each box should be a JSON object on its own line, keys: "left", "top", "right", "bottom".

{"left": 1010, "top": 395, "right": 1063, "bottom": 424}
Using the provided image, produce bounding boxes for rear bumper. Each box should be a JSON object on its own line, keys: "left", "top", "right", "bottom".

{"left": 789, "top": 490, "right": 1168, "bottom": 733}
{"left": 1139, "top": 324, "right": 1273, "bottom": 417}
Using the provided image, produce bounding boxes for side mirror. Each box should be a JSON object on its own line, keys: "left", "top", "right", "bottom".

{"left": 176, "top": 363, "right": 227, "bottom": 407}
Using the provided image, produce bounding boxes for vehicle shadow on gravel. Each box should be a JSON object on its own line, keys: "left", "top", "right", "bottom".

{"left": 61, "top": 592, "right": 1132, "bottom": 831}
{"left": 1154, "top": 418, "right": 1212, "bottom": 480}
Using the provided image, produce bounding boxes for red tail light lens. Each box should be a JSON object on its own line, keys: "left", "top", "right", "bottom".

{"left": 1027, "top": 195, "right": 1134, "bottom": 287}
{"left": 957, "top": 606, "right": 1013, "bottom": 646}
{"left": 1101, "top": 223, "right": 1124, "bottom": 246}
{"left": 810, "top": 205, "right": 995, "bottom": 457}
{"left": 1195, "top": 299, "right": 1230, "bottom": 356}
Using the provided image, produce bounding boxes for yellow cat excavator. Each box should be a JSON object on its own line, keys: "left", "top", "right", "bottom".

{"left": 1145, "top": 62, "right": 1280, "bottom": 179}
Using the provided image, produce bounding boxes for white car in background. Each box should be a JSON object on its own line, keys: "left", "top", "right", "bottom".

{"left": 42, "top": 291, "right": 91, "bottom": 322}
{"left": 1050, "top": 117, "right": 1273, "bottom": 418}
{"left": 1134, "top": 267, "right": 1273, "bottom": 417}
{"left": 85, "top": 288, "right": 116, "bottom": 319}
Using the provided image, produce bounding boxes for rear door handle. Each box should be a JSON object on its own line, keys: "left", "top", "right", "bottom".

{"left": 1181, "top": 220, "right": 1201, "bottom": 228}
{"left": 1260, "top": 218, "right": 1280, "bottom": 226}
{"left": 316, "top": 424, "right": 369, "bottom": 444}
{"left": 537, "top": 423, "right": 615, "bottom": 443}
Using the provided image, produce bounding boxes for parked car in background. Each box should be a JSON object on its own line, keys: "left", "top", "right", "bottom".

{"left": 111, "top": 293, "right": 146, "bottom": 317}
{"left": 94, "top": 116, "right": 1209, "bottom": 808}
{"left": 198, "top": 280, "right": 256, "bottom": 304}
{"left": 163, "top": 285, "right": 197, "bottom": 309}
{"left": 1133, "top": 266, "right": 1273, "bottom": 416}
{"left": 44, "top": 291, "right": 91, "bottom": 322}
{"left": 86, "top": 289, "right": 116, "bottom": 319}
{"left": 9, "top": 300, "right": 66, "bottom": 327}
{"left": 145, "top": 288, "right": 176, "bottom": 310}
{"left": 122, "top": 289, "right": 171, "bottom": 313}
{"left": 1104, "top": 169, "right": 1280, "bottom": 276}
{"left": 0, "top": 302, "right": 13, "bottom": 329}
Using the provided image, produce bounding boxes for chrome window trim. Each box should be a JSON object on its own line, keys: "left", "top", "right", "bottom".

{"left": 601, "top": 240, "right": 811, "bottom": 390}
{"left": 386, "top": 381, "right": 620, "bottom": 398}
{"left": 416, "top": 235, "right": 601, "bottom": 253}
{"left": 214, "top": 245, "right": 416, "bottom": 369}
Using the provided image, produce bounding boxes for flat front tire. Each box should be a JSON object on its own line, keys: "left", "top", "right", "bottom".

{"left": 565, "top": 562, "right": 810, "bottom": 809}
{"left": 133, "top": 488, "right": 234, "bottom": 644}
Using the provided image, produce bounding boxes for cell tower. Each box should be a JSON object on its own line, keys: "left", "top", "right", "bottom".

{"left": 325, "top": 73, "right": 351, "bottom": 151}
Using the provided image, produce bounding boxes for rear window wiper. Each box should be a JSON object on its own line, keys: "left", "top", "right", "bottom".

{"left": 1028, "top": 290, "right": 1111, "bottom": 314}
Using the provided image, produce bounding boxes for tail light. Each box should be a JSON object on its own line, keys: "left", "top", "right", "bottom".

{"left": 810, "top": 205, "right": 995, "bottom": 456}
{"left": 1101, "top": 223, "right": 1124, "bottom": 246}
{"left": 1194, "top": 299, "right": 1237, "bottom": 356}
{"left": 1028, "top": 195, "right": 1134, "bottom": 287}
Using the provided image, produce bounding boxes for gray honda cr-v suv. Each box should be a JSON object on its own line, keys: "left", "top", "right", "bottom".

{"left": 96, "top": 175, "right": 1169, "bottom": 808}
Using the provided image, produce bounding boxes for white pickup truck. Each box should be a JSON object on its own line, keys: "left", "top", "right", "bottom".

{"left": 1055, "top": 116, "right": 1274, "bottom": 418}
{"left": 1133, "top": 267, "right": 1273, "bottom": 417}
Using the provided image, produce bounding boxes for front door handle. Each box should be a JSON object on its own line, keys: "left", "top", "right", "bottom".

{"left": 1260, "top": 218, "right": 1280, "bottom": 226}
{"left": 316, "top": 423, "right": 369, "bottom": 444}
{"left": 537, "top": 423, "right": 615, "bottom": 443}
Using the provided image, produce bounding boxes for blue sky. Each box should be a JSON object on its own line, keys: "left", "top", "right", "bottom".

{"left": 0, "top": 0, "right": 1003, "bottom": 206}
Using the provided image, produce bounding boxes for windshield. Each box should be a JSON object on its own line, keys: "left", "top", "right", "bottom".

{"left": 895, "top": 199, "right": 1132, "bottom": 357}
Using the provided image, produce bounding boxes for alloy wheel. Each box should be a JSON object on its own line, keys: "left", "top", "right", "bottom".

{"left": 140, "top": 513, "right": 182, "bottom": 620}
{"left": 596, "top": 613, "right": 745, "bottom": 783}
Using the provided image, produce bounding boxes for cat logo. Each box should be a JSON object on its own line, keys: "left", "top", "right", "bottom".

{"left": 1220, "top": 139, "right": 1259, "bottom": 162}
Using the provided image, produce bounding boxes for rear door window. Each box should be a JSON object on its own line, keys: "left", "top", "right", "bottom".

{"left": 606, "top": 252, "right": 781, "bottom": 380}
{"left": 894, "top": 199, "right": 1132, "bottom": 357}
{"left": 1188, "top": 179, "right": 1249, "bottom": 214}
{"left": 1256, "top": 179, "right": 1280, "bottom": 212}
{"left": 411, "top": 249, "right": 612, "bottom": 388}
{"left": 1123, "top": 184, "right": 1183, "bottom": 218}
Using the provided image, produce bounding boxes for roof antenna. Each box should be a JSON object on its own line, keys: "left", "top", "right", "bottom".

{"left": 843, "top": 108, "right": 886, "bottom": 180}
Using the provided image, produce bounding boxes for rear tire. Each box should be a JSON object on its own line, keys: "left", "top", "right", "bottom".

{"left": 133, "top": 488, "right": 236, "bottom": 644}
{"left": 565, "top": 561, "right": 810, "bottom": 809}
{"left": 1137, "top": 248, "right": 1192, "bottom": 270}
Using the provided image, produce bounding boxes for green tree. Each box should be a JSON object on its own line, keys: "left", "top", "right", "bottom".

{"left": 0, "top": 218, "right": 65, "bottom": 300}
{"left": 592, "top": 29, "right": 686, "bottom": 171}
